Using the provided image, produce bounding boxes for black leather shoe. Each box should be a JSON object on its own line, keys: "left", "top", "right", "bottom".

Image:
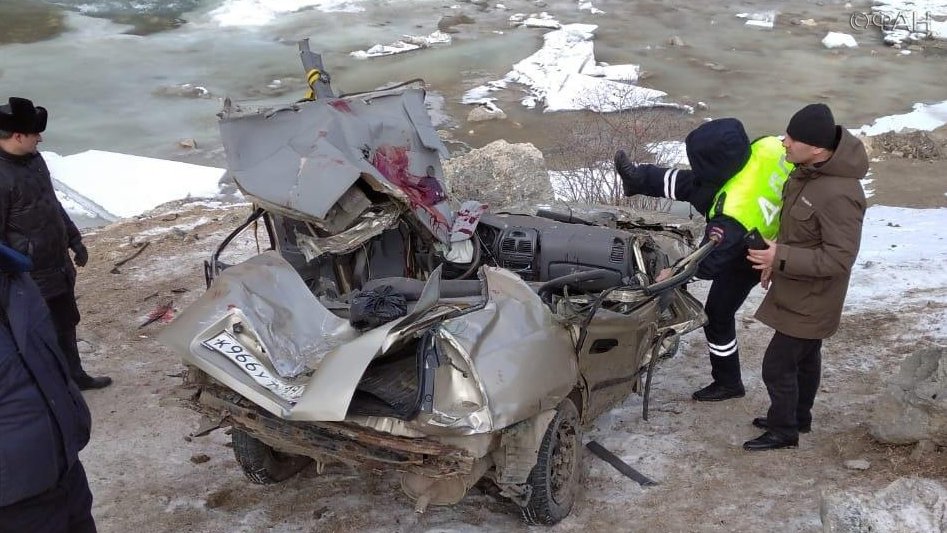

{"left": 752, "top": 417, "right": 811, "bottom": 433}
{"left": 692, "top": 382, "right": 745, "bottom": 402}
{"left": 743, "top": 431, "right": 798, "bottom": 451}
{"left": 614, "top": 150, "right": 643, "bottom": 196}
{"left": 75, "top": 374, "right": 113, "bottom": 391}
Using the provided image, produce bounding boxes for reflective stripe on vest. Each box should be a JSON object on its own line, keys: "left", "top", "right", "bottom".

{"left": 711, "top": 136, "right": 793, "bottom": 239}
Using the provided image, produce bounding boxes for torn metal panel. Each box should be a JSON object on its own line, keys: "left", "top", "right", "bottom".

{"left": 159, "top": 251, "right": 357, "bottom": 377}
{"left": 437, "top": 267, "right": 578, "bottom": 431}
{"left": 294, "top": 203, "right": 403, "bottom": 261}
{"left": 290, "top": 267, "right": 446, "bottom": 421}
{"left": 219, "top": 88, "right": 453, "bottom": 242}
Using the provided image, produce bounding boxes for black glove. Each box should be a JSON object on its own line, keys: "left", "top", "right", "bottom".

{"left": 71, "top": 242, "right": 89, "bottom": 267}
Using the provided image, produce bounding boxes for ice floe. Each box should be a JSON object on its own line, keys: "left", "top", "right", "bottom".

{"left": 464, "top": 24, "right": 687, "bottom": 113}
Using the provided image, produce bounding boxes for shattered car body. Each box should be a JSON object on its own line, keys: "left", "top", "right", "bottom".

{"left": 160, "top": 47, "right": 710, "bottom": 525}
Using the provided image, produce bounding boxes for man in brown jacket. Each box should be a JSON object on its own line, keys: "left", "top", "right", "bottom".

{"left": 744, "top": 103, "right": 868, "bottom": 451}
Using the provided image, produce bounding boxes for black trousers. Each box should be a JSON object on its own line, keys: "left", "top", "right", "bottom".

{"left": 761, "top": 331, "right": 822, "bottom": 439}
{"left": 702, "top": 267, "right": 759, "bottom": 388}
{"left": 45, "top": 291, "right": 85, "bottom": 380}
{"left": 0, "top": 461, "right": 96, "bottom": 533}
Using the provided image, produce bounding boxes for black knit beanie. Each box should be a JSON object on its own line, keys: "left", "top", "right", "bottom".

{"left": 786, "top": 103, "right": 837, "bottom": 149}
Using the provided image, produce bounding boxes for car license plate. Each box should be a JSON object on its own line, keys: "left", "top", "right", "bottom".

{"left": 201, "top": 331, "right": 305, "bottom": 403}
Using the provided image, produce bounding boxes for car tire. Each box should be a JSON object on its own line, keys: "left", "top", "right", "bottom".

{"left": 521, "top": 398, "right": 582, "bottom": 525}
{"left": 231, "top": 429, "right": 312, "bottom": 484}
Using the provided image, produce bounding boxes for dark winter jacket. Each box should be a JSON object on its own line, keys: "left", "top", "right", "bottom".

{"left": 0, "top": 272, "right": 91, "bottom": 506}
{"left": 0, "top": 148, "right": 82, "bottom": 299}
{"left": 634, "top": 118, "right": 754, "bottom": 280}
{"left": 755, "top": 128, "right": 868, "bottom": 339}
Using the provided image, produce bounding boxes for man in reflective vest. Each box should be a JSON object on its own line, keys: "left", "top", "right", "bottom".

{"left": 614, "top": 118, "right": 793, "bottom": 401}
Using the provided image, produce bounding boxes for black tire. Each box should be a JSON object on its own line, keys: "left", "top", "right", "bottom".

{"left": 231, "top": 429, "right": 312, "bottom": 484}
{"left": 522, "top": 398, "right": 582, "bottom": 525}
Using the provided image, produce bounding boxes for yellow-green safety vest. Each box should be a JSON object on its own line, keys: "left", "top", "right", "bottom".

{"left": 710, "top": 136, "right": 793, "bottom": 240}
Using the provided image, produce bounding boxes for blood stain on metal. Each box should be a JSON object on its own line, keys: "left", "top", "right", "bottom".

{"left": 371, "top": 144, "right": 450, "bottom": 229}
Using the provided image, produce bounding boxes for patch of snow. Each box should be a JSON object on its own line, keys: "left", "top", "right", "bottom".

{"left": 578, "top": 1, "right": 604, "bottom": 15}
{"left": 823, "top": 31, "right": 859, "bottom": 48}
{"left": 464, "top": 24, "right": 687, "bottom": 113}
{"left": 209, "top": 0, "right": 370, "bottom": 26}
{"left": 736, "top": 11, "right": 776, "bottom": 29}
{"left": 351, "top": 31, "right": 451, "bottom": 59}
{"left": 646, "top": 141, "right": 689, "bottom": 166}
{"left": 869, "top": 1, "right": 947, "bottom": 45}
{"left": 44, "top": 150, "right": 226, "bottom": 220}
{"left": 136, "top": 217, "right": 212, "bottom": 238}
{"left": 853, "top": 100, "right": 947, "bottom": 135}
{"left": 521, "top": 14, "right": 561, "bottom": 29}
{"left": 845, "top": 206, "right": 947, "bottom": 312}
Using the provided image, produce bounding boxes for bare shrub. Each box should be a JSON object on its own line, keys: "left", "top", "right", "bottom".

{"left": 545, "top": 88, "right": 696, "bottom": 211}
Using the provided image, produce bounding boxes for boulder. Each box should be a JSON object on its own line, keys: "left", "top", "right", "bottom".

{"left": 820, "top": 478, "right": 947, "bottom": 533}
{"left": 467, "top": 104, "right": 507, "bottom": 122}
{"left": 869, "top": 346, "right": 947, "bottom": 446}
{"left": 442, "top": 140, "right": 554, "bottom": 209}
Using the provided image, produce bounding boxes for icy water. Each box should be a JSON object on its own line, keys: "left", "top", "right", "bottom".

{"left": 2, "top": 0, "right": 946, "bottom": 165}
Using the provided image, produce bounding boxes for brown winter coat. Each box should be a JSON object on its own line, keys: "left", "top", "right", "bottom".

{"left": 755, "top": 128, "right": 868, "bottom": 339}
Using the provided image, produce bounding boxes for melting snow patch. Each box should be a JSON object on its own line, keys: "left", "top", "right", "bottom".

{"left": 822, "top": 31, "right": 858, "bottom": 48}
{"left": 579, "top": 1, "right": 605, "bottom": 15}
{"left": 869, "top": 1, "right": 947, "bottom": 45}
{"left": 464, "top": 24, "right": 688, "bottom": 113}
{"left": 351, "top": 31, "right": 451, "bottom": 58}
{"left": 853, "top": 100, "right": 947, "bottom": 135}
{"left": 44, "top": 150, "right": 225, "bottom": 220}
{"left": 736, "top": 11, "right": 776, "bottom": 29}
{"left": 519, "top": 12, "right": 561, "bottom": 29}
{"left": 846, "top": 206, "right": 947, "bottom": 312}
{"left": 646, "top": 141, "right": 688, "bottom": 167}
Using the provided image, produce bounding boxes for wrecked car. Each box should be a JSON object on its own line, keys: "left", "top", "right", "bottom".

{"left": 160, "top": 44, "right": 712, "bottom": 525}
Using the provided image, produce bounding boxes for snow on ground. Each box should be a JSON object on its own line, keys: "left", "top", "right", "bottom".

{"left": 463, "top": 24, "right": 687, "bottom": 113}
{"left": 646, "top": 140, "right": 688, "bottom": 166}
{"left": 209, "top": 0, "right": 373, "bottom": 26}
{"left": 736, "top": 11, "right": 776, "bottom": 29}
{"left": 44, "top": 150, "right": 226, "bottom": 220}
{"left": 578, "top": 1, "right": 604, "bottom": 15}
{"left": 869, "top": 0, "right": 947, "bottom": 45}
{"left": 350, "top": 31, "right": 451, "bottom": 58}
{"left": 853, "top": 99, "right": 947, "bottom": 135}
{"left": 822, "top": 31, "right": 858, "bottom": 48}
{"left": 846, "top": 206, "right": 947, "bottom": 311}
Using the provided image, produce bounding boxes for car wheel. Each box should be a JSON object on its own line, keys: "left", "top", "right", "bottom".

{"left": 231, "top": 429, "right": 312, "bottom": 484}
{"left": 522, "top": 398, "right": 582, "bottom": 525}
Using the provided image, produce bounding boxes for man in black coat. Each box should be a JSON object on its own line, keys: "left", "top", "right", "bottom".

{"left": 614, "top": 118, "right": 790, "bottom": 402}
{"left": 0, "top": 242, "right": 98, "bottom": 532}
{"left": 0, "top": 96, "right": 110, "bottom": 390}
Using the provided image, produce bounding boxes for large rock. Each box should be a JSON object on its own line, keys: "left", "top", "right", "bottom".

{"left": 442, "top": 140, "right": 554, "bottom": 209}
{"left": 869, "top": 346, "right": 947, "bottom": 446}
{"left": 820, "top": 478, "right": 947, "bottom": 533}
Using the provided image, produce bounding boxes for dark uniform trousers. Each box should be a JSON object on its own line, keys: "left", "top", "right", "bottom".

{"left": 45, "top": 291, "right": 84, "bottom": 380}
{"left": 0, "top": 462, "right": 96, "bottom": 533}
{"left": 639, "top": 167, "right": 759, "bottom": 388}
{"left": 762, "top": 331, "right": 822, "bottom": 439}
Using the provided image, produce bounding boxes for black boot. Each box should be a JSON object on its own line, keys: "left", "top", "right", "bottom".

{"left": 743, "top": 431, "right": 798, "bottom": 451}
{"left": 752, "top": 417, "right": 811, "bottom": 433}
{"left": 74, "top": 374, "right": 113, "bottom": 391}
{"left": 692, "top": 381, "right": 745, "bottom": 401}
{"left": 693, "top": 351, "right": 745, "bottom": 401}
{"left": 614, "top": 150, "right": 643, "bottom": 196}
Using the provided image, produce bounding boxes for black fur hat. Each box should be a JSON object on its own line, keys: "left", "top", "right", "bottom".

{"left": 0, "top": 97, "right": 48, "bottom": 134}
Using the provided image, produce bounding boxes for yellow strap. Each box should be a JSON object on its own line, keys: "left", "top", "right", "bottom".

{"left": 304, "top": 68, "right": 321, "bottom": 100}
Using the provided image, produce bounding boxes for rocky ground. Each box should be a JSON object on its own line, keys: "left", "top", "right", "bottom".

{"left": 72, "top": 128, "right": 945, "bottom": 532}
